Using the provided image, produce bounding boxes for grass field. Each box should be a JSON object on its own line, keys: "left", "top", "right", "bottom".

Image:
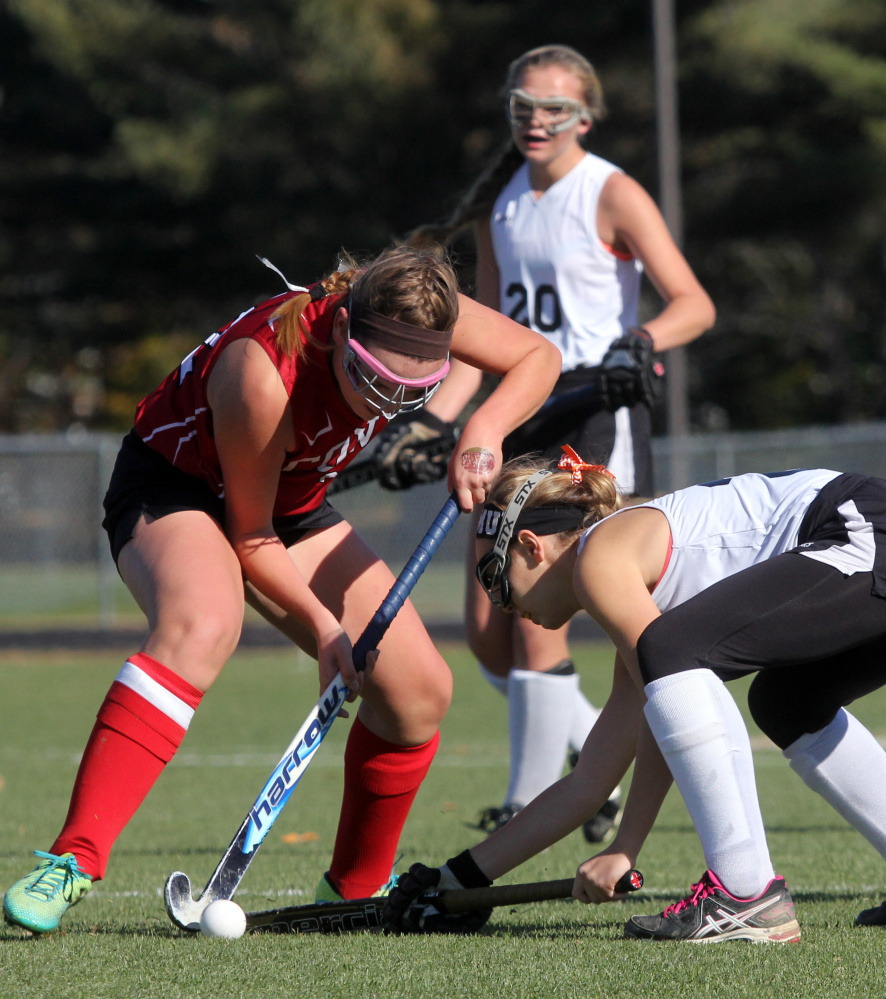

{"left": 2, "top": 640, "right": 886, "bottom": 998}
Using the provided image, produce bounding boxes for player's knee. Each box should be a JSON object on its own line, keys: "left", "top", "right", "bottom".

{"left": 746, "top": 675, "right": 786, "bottom": 746}
{"left": 411, "top": 654, "right": 453, "bottom": 738}
{"left": 418, "top": 665, "right": 453, "bottom": 727}
{"left": 153, "top": 608, "right": 242, "bottom": 678}
{"left": 372, "top": 663, "right": 451, "bottom": 744}
{"left": 748, "top": 671, "right": 840, "bottom": 750}
{"left": 465, "top": 627, "right": 510, "bottom": 674}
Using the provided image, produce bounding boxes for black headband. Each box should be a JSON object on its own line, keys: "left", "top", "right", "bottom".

{"left": 349, "top": 297, "right": 452, "bottom": 361}
{"left": 476, "top": 504, "right": 587, "bottom": 540}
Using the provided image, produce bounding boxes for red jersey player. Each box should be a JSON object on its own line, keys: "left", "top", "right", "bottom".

{"left": 3, "top": 245, "right": 560, "bottom": 933}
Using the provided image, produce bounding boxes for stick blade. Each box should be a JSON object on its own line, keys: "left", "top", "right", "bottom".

{"left": 164, "top": 871, "right": 209, "bottom": 932}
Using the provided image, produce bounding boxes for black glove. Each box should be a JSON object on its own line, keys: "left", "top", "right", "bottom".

{"left": 382, "top": 860, "right": 492, "bottom": 935}
{"left": 598, "top": 327, "right": 665, "bottom": 412}
{"left": 373, "top": 411, "right": 457, "bottom": 491}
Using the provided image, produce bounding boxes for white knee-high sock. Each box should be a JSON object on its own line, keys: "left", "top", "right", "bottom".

{"left": 504, "top": 669, "right": 577, "bottom": 808}
{"left": 478, "top": 661, "right": 509, "bottom": 696}
{"left": 644, "top": 669, "right": 774, "bottom": 897}
{"left": 484, "top": 656, "right": 601, "bottom": 747}
{"left": 785, "top": 709, "right": 886, "bottom": 859}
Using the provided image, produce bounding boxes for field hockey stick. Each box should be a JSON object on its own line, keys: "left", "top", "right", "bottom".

{"left": 164, "top": 493, "right": 462, "bottom": 932}
{"left": 245, "top": 870, "right": 644, "bottom": 935}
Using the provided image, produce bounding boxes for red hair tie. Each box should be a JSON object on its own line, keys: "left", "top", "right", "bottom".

{"left": 558, "top": 445, "right": 616, "bottom": 484}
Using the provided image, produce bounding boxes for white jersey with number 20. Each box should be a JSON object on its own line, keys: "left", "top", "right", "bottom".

{"left": 491, "top": 153, "right": 643, "bottom": 372}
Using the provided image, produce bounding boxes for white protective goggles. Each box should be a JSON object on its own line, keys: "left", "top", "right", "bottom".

{"left": 343, "top": 314, "right": 450, "bottom": 420}
{"left": 506, "top": 88, "right": 590, "bottom": 136}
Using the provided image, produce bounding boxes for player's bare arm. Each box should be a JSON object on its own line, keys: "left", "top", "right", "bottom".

{"left": 573, "top": 506, "right": 672, "bottom": 690}
{"left": 447, "top": 295, "right": 560, "bottom": 510}
{"left": 469, "top": 651, "right": 642, "bottom": 883}
{"left": 423, "top": 217, "right": 501, "bottom": 424}
{"left": 569, "top": 510, "right": 677, "bottom": 900}
{"left": 597, "top": 172, "right": 716, "bottom": 351}
{"left": 422, "top": 359, "right": 484, "bottom": 424}
{"left": 575, "top": 712, "right": 673, "bottom": 903}
{"left": 207, "top": 339, "right": 359, "bottom": 692}
{"left": 473, "top": 216, "right": 501, "bottom": 311}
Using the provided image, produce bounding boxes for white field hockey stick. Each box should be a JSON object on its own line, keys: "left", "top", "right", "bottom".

{"left": 164, "top": 493, "right": 462, "bottom": 931}
{"left": 244, "top": 871, "right": 644, "bottom": 934}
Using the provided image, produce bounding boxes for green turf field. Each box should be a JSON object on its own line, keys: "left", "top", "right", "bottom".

{"left": 0, "top": 562, "right": 469, "bottom": 630}
{"left": 2, "top": 641, "right": 886, "bottom": 998}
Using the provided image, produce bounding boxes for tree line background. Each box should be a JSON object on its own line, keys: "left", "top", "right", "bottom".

{"left": 1, "top": 0, "right": 884, "bottom": 436}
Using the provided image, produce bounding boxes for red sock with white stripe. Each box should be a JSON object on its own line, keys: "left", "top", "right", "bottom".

{"left": 328, "top": 717, "right": 439, "bottom": 899}
{"left": 51, "top": 652, "right": 203, "bottom": 880}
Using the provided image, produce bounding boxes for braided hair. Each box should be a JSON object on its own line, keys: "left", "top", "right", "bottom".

{"left": 271, "top": 244, "right": 459, "bottom": 360}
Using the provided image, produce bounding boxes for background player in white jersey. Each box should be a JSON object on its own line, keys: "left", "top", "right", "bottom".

{"left": 375, "top": 44, "right": 715, "bottom": 840}
{"left": 383, "top": 450, "right": 886, "bottom": 942}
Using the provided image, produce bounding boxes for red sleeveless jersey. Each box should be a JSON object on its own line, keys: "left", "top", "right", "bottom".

{"left": 133, "top": 290, "right": 388, "bottom": 517}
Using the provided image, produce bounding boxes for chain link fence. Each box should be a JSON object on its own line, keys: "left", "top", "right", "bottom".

{"left": 3, "top": 423, "right": 886, "bottom": 638}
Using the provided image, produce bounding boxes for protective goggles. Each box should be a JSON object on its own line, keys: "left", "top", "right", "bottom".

{"left": 343, "top": 315, "right": 450, "bottom": 420}
{"left": 506, "top": 88, "right": 590, "bottom": 136}
{"left": 475, "top": 469, "right": 553, "bottom": 609}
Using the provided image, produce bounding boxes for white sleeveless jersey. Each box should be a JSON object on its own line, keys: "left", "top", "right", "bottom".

{"left": 580, "top": 469, "right": 842, "bottom": 612}
{"left": 490, "top": 153, "right": 643, "bottom": 372}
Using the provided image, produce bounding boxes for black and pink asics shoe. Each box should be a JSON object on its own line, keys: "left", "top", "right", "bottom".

{"left": 625, "top": 869, "right": 801, "bottom": 943}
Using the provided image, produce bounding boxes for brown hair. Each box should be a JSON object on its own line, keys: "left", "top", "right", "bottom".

{"left": 271, "top": 244, "right": 460, "bottom": 359}
{"left": 408, "top": 44, "right": 606, "bottom": 248}
{"left": 487, "top": 453, "right": 623, "bottom": 548}
{"left": 505, "top": 45, "right": 606, "bottom": 122}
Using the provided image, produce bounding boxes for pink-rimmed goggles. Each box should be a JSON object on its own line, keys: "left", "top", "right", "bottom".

{"left": 343, "top": 314, "right": 450, "bottom": 419}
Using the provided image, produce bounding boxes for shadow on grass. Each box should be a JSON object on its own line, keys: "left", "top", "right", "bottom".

{"left": 793, "top": 889, "right": 881, "bottom": 904}
{"left": 0, "top": 921, "right": 191, "bottom": 942}
{"left": 479, "top": 919, "right": 629, "bottom": 941}
{"left": 0, "top": 913, "right": 630, "bottom": 943}
{"left": 651, "top": 822, "right": 858, "bottom": 835}
{"left": 2, "top": 887, "right": 879, "bottom": 943}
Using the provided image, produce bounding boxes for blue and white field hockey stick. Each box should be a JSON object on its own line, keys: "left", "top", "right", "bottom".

{"left": 164, "top": 493, "right": 462, "bottom": 931}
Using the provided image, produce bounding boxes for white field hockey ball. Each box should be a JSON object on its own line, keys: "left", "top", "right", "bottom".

{"left": 200, "top": 899, "right": 247, "bottom": 939}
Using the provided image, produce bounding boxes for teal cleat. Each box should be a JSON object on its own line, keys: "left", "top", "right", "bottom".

{"left": 3, "top": 851, "right": 92, "bottom": 933}
{"left": 315, "top": 869, "right": 399, "bottom": 903}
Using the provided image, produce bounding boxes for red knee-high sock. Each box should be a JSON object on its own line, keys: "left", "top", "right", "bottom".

{"left": 328, "top": 717, "right": 439, "bottom": 899}
{"left": 51, "top": 652, "right": 202, "bottom": 880}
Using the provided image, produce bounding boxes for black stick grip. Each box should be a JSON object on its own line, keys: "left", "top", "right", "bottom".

{"left": 438, "top": 869, "right": 643, "bottom": 914}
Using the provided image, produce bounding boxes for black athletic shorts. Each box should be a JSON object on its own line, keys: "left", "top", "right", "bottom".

{"left": 636, "top": 472, "right": 886, "bottom": 746}
{"left": 102, "top": 430, "right": 343, "bottom": 566}
{"left": 503, "top": 367, "right": 653, "bottom": 497}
